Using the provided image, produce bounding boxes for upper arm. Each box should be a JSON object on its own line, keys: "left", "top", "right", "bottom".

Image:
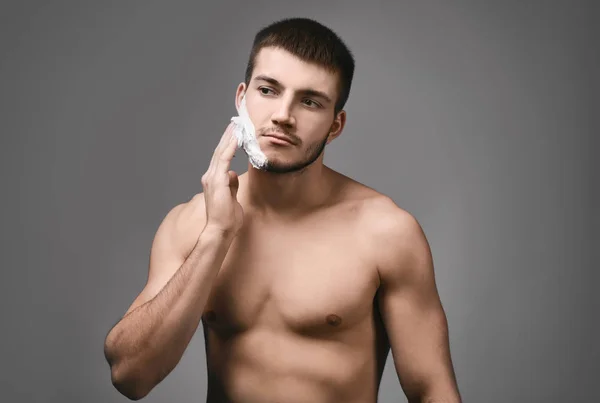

{"left": 374, "top": 202, "right": 459, "bottom": 400}
{"left": 123, "top": 194, "right": 207, "bottom": 317}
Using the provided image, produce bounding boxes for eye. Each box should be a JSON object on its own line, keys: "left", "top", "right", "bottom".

{"left": 259, "top": 87, "right": 276, "bottom": 95}
{"left": 302, "top": 99, "right": 321, "bottom": 108}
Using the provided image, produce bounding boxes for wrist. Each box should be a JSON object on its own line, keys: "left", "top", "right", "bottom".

{"left": 201, "top": 224, "right": 238, "bottom": 242}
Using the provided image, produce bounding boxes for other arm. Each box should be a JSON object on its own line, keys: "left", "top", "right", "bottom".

{"left": 375, "top": 203, "right": 461, "bottom": 403}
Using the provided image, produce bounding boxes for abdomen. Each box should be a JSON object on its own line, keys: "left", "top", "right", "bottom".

{"left": 205, "top": 326, "right": 385, "bottom": 403}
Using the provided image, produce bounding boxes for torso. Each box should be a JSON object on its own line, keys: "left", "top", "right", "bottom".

{"left": 201, "top": 170, "right": 392, "bottom": 403}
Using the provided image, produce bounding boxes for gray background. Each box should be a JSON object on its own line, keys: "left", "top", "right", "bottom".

{"left": 1, "top": 1, "right": 597, "bottom": 402}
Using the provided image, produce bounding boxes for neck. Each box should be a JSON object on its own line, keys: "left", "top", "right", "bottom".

{"left": 240, "top": 158, "right": 334, "bottom": 218}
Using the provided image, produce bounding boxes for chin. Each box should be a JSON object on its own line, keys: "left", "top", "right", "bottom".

{"left": 264, "top": 157, "right": 293, "bottom": 169}
{"left": 263, "top": 149, "right": 295, "bottom": 162}
{"left": 263, "top": 158, "right": 319, "bottom": 174}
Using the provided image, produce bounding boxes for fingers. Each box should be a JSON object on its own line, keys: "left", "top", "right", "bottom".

{"left": 228, "top": 170, "right": 239, "bottom": 197}
{"left": 215, "top": 128, "right": 239, "bottom": 173}
{"left": 209, "top": 122, "right": 234, "bottom": 167}
{"left": 208, "top": 122, "right": 236, "bottom": 175}
{"left": 218, "top": 122, "right": 236, "bottom": 154}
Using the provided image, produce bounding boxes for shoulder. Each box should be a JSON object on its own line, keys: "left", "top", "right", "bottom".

{"left": 152, "top": 193, "right": 208, "bottom": 258}
{"left": 331, "top": 171, "right": 419, "bottom": 240}
{"left": 364, "top": 196, "right": 422, "bottom": 241}
{"left": 161, "top": 192, "right": 206, "bottom": 233}
{"left": 347, "top": 188, "right": 431, "bottom": 285}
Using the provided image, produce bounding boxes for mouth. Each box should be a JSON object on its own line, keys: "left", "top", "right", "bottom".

{"left": 264, "top": 133, "right": 294, "bottom": 145}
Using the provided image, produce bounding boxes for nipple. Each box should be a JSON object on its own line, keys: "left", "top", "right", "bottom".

{"left": 326, "top": 314, "right": 342, "bottom": 327}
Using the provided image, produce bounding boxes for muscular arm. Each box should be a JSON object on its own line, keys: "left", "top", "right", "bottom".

{"left": 374, "top": 201, "right": 461, "bottom": 403}
{"left": 103, "top": 195, "right": 233, "bottom": 400}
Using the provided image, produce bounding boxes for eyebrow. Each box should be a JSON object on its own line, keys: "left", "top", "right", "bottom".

{"left": 253, "top": 74, "right": 333, "bottom": 104}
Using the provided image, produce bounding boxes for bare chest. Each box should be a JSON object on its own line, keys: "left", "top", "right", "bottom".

{"left": 202, "top": 218, "right": 379, "bottom": 337}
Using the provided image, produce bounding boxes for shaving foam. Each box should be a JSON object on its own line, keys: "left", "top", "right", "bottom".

{"left": 231, "top": 96, "right": 268, "bottom": 169}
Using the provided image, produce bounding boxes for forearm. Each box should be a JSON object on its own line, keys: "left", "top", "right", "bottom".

{"left": 407, "top": 397, "right": 460, "bottom": 403}
{"left": 418, "top": 398, "right": 461, "bottom": 403}
{"left": 413, "top": 389, "right": 461, "bottom": 403}
{"left": 406, "top": 381, "right": 461, "bottom": 403}
{"left": 104, "top": 227, "right": 233, "bottom": 398}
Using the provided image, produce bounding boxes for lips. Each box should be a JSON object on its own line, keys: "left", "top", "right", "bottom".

{"left": 264, "top": 133, "right": 294, "bottom": 145}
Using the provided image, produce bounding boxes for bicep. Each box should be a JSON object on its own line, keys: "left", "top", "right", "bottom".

{"left": 378, "top": 275, "right": 452, "bottom": 395}
{"left": 123, "top": 195, "right": 206, "bottom": 316}
{"left": 376, "top": 212, "right": 456, "bottom": 398}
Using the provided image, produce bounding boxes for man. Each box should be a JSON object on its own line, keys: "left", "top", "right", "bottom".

{"left": 104, "top": 18, "right": 461, "bottom": 403}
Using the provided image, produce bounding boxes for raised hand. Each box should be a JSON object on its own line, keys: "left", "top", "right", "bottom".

{"left": 201, "top": 122, "right": 243, "bottom": 236}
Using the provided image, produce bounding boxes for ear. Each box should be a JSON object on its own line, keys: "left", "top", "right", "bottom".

{"left": 326, "top": 110, "right": 347, "bottom": 144}
{"left": 235, "top": 82, "right": 247, "bottom": 112}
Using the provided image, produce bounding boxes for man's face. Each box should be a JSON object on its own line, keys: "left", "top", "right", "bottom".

{"left": 240, "top": 47, "right": 343, "bottom": 174}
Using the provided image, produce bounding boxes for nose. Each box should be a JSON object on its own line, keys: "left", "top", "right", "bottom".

{"left": 271, "top": 97, "right": 295, "bottom": 128}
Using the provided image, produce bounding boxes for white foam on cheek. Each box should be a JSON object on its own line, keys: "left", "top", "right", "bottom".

{"left": 230, "top": 96, "right": 268, "bottom": 170}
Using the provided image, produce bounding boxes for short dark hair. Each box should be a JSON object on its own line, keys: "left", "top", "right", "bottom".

{"left": 244, "top": 18, "right": 355, "bottom": 114}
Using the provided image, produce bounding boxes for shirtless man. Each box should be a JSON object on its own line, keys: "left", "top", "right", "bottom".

{"left": 103, "top": 18, "right": 461, "bottom": 403}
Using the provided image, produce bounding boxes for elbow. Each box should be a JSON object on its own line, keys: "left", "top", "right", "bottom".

{"left": 105, "top": 345, "right": 154, "bottom": 400}
{"left": 110, "top": 362, "right": 154, "bottom": 401}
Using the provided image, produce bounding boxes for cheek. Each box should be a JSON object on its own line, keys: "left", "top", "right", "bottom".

{"left": 300, "top": 115, "right": 333, "bottom": 137}
{"left": 246, "top": 94, "right": 271, "bottom": 126}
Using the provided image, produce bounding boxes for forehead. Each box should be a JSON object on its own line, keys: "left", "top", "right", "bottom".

{"left": 252, "top": 47, "right": 339, "bottom": 96}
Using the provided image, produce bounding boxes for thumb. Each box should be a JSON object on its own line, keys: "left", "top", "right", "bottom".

{"left": 228, "top": 170, "right": 239, "bottom": 197}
